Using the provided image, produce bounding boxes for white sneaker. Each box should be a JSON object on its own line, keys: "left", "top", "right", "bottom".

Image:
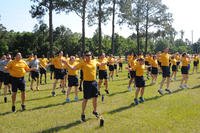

{"left": 179, "top": 85, "right": 185, "bottom": 89}
{"left": 184, "top": 84, "right": 189, "bottom": 89}
{"left": 128, "top": 86, "right": 132, "bottom": 91}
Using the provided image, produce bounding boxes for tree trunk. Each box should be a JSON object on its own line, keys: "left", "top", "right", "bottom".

{"left": 145, "top": 7, "right": 149, "bottom": 56}
{"left": 49, "top": 0, "right": 53, "bottom": 56}
{"left": 81, "top": 0, "right": 87, "bottom": 56}
{"left": 98, "top": 0, "right": 102, "bottom": 55}
{"left": 111, "top": 0, "right": 116, "bottom": 55}
{"left": 136, "top": 23, "right": 140, "bottom": 55}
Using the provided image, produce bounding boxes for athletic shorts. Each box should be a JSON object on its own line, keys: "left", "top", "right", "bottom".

{"left": 80, "top": 70, "right": 83, "bottom": 80}
{"left": 151, "top": 67, "right": 158, "bottom": 75}
{"left": 0, "top": 71, "right": 5, "bottom": 82}
{"left": 54, "top": 68, "right": 65, "bottom": 80}
{"left": 40, "top": 67, "right": 46, "bottom": 74}
{"left": 114, "top": 64, "right": 117, "bottom": 69}
{"left": 11, "top": 76, "right": 25, "bottom": 92}
{"left": 64, "top": 69, "right": 68, "bottom": 75}
{"left": 119, "top": 63, "right": 123, "bottom": 68}
{"left": 99, "top": 70, "right": 108, "bottom": 80}
{"left": 68, "top": 75, "right": 79, "bottom": 87}
{"left": 4, "top": 73, "right": 11, "bottom": 85}
{"left": 193, "top": 61, "right": 198, "bottom": 67}
{"left": 109, "top": 65, "right": 114, "bottom": 71}
{"left": 161, "top": 66, "right": 170, "bottom": 78}
{"left": 172, "top": 65, "right": 177, "bottom": 72}
{"left": 31, "top": 71, "right": 39, "bottom": 80}
{"left": 130, "top": 71, "right": 136, "bottom": 78}
{"left": 181, "top": 66, "right": 189, "bottom": 74}
{"left": 50, "top": 65, "right": 55, "bottom": 72}
{"left": 83, "top": 81, "right": 98, "bottom": 99}
{"left": 135, "top": 76, "right": 145, "bottom": 87}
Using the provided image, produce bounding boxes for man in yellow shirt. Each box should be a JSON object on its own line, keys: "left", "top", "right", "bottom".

{"left": 180, "top": 53, "right": 190, "bottom": 89}
{"left": 65, "top": 51, "right": 107, "bottom": 122}
{"left": 108, "top": 54, "right": 115, "bottom": 80}
{"left": 39, "top": 55, "right": 49, "bottom": 84}
{"left": 158, "top": 48, "right": 172, "bottom": 95}
{"left": 5, "top": 53, "right": 33, "bottom": 112}
{"left": 192, "top": 54, "right": 199, "bottom": 73}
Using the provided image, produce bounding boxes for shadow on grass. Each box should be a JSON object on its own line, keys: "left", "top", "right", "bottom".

{"left": 108, "top": 103, "right": 135, "bottom": 114}
{"left": 108, "top": 90, "right": 129, "bottom": 97}
{"left": 41, "top": 120, "right": 83, "bottom": 133}
{"left": 191, "top": 84, "right": 200, "bottom": 90}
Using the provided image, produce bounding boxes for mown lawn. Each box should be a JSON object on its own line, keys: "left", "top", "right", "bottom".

{"left": 0, "top": 68, "right": 200, "bottom": 133}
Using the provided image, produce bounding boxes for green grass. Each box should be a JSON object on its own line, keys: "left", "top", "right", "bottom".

{"left": 1, "top": 69, "right": 200, "bottom": 133}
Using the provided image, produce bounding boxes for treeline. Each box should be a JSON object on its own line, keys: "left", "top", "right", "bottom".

{"left": 0, "top": 0, "right": 199, "bottom": 57}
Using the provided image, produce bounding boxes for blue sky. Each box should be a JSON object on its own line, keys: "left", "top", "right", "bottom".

{"left": 0, "top": 0, "right": 200, "bottom": 42}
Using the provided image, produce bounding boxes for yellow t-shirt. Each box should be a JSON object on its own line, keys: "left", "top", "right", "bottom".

{"left": 6, "top": 59, "right": 30, "bottom": 77}
{"left": 135, "top": 63, "right": 145, "bottom": 76}
{"left": 194, "top": 56, "right": 199, "bottom": 62}
{"left": 98, "top": 58, "right": 108, "bottom": 70}
{"left": 67, "top": 60, "right": 79, "bottom": 76}
{"left": 53, "top": 56, "right": 66, "bottom": 69}
{"left": 175, "top": 55, "right": 180, "bottom": 61}
{"left": 39, "top": 58, "right": 49, "bottom": 68}
{"left": 171, "top": 59, "right": 177, "bottom": 66}
{"left": 27, "top": 57, "right": 34, "bottom": 62}
{"left": 160, "top": 53, "right": 170, "bottom": 66}
{"left": 150, "top": 59, "right": 158, "bottom": 68}
{"left": 108, "top": 57, "right": 115, "bottom": 65}
{"left": 130, "top": 59, "right": 137, "bottom": 71}
{"left": 182, "top": 57, "right": 189, "bottom": 67}
{"left": 75, "top": 60, "right": 99, "bottom": 81}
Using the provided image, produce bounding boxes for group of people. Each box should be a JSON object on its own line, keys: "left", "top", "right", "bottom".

{"left": 0, "top": 48, "right": 199, "bottom": 122}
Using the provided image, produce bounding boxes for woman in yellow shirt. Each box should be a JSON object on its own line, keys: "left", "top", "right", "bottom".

{"left": 192, "top": 54, "right": 199, "bottom": 73}
{"left": 170, "top": 55, "right": 177, "bottom": 81}
{"left": 150, "top": 55, "right": 158, "bottom": 84}
{"left": 180, "top": 53, "right": 190, "bottom": 89}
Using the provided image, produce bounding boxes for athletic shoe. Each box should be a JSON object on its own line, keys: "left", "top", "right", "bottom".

{"left": 61, "top": 90, "right": 66, "bottom": 94}
{"left": 4, "top": 97, "right": 7, "bottom": 103}
{"left": 139, "top": 97, "right": 145, "bottom": 103}
{"left": 165, "top": 89, "right": 172, "bottom": 94}
{"left": 51, "top": 91, "right": 56, "bottom": 96}
{"left": 179, "top": 85, "right": 185, "bottom": 89}
{"left": 74, "top": 96, "right": 78, "bottom": 102}
{"left": 92, "top": 111, "right": 100, "bottom": 118}
{"left": 66, "top": 98, "right": 70, "bottom": 103}
{"left": 128, "top": 86, "right": 132, "bottom": 92}
{"left": 12, "top": 106, "right": 16, "bottom": 112}
{"left": 184, "top": 84, "right": 190, "bottom": 89}
{"left": 134, "top": 98, "right": 139, "bottom": 105}
{"left": 105, "top": 89, "right": 109, "bottom": 94}
{"left": 21, "top": 104, "right": 26, "bottom": 111}
{"left": 79, "top": 86, "right": 82, "bottom": 91}
{"left": 81, "top": 114, "right": 86, "bottom": 122}
{"left": 158, "top": 89, "right": 164, "bottom": 95}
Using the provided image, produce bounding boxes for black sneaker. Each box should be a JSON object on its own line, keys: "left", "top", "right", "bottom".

{"left": 61, "top": 90, "right": 66, "bottom": 94}
{"left": 21, "top": 104, "right": 26, "bottom": 111}
{"left": 105, "top": 89, "right": 109, "bottom": 94}
{"left": 4, "top": 97, "right": 7, "bottom": 103}
{"left": 12, "top": 106, "right": 16, "bottom": 112}
{"left": 92, "top": 111, "right": 99, "bottom": 118}
{"left": 81, "top": 114, "right": 86, "bottom": 122}
{"left": 139, "top": 97, "right": 144, "bottom": 103}
{"left": 79, "top": 86, "right": 82, "bottom": 91}
{"left": 51, "top": 91, "right": 56, "bottom": 96}
{"left": 165, "top": 89, "right": 172, "bottom": 94}
{"left": 134, "top": 98, "right": 139, "bottom": 105}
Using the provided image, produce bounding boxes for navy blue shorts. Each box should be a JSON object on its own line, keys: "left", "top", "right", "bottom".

{"left": 172, "top": 65, "right": 177, "bottom": 72}
{"left": 135, "top": 76, "right": 145, "bottom": 88}
{"left": 68, "top": 75, "right": 79, "bottom": 87}
{"left": 193, "top": 61, "right": 198, "bottom": 67}
{"left": 11, "top": 77, "right": 25, "bottom": 92}
{"left": 99, "top": 70, "right": 108, "bottom": 80}
{"left": 4, "top": 73, "right": 11, "bottom": 85}
{"left": 151, "top": 67, "right": 158, "bottom": 75}
{"left": 54, "top": 68, "right": 65, "bottom": 80}
{"left": 109, "top": 65, "right": 114, "bottom": 71}
{"left": 83, "top": 81, "right": 98, "bottom": 99}
{"left": 0, "top": 71, "right": 5, "bottom": 82}
{"left": 114, "top": 64, "right": 117, "bottom": 69}
{"left": 40, "top": 67, "right": 46, "bottom": 74}
{"left": 181, "top": 66, "right": 188, "bottom": 74}
{"left": 50, "top": 65, "right": 55, "bottom": 72}
{"left": 130, "top": 71, "right": 136, "bottom": 78}
{"left": 161, "top": 66, "right": 170, "bottom": 78}
{"left": 31, "top": 71, "right": 39, "bottom": 80}
{"left": 119, "top": 63, "right": 123, "bottom": 68}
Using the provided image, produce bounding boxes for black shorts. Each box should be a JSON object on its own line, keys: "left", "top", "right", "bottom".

{"left": 119, "top": 63, "right": 123, "bottom": 68}
{"left": 151, "top": 67, "right": 158, "bottom": 75}
{"left": 109, "top": 65, "right": 114, "bottom": 71}
{"left": 50, "top": 65, "right": 55, "bottom": 72}
{"left": 68, "top": 75, "right": 79, "bottom": 87}
{"left": 147, "top": 66, "right": 152, "bottom": 72}
{"left": 114, "top": 64, "right": 117, "bottom": 69}
{"left": 80, "top": 70, "right": 83, "bottom": 80}
{"left": 83, "top": 81, "right": 98, "bottom": 99}
{"left": 193, "top": 61, "right": 198, "bottom": 67}
{"left": 64, "top": 69, "right": 68, "bottom": 75}
{"left": 130, "top": 71, "right": 136, "bottom": 78}
{"left": 99, "top": 70, "right": 108, "bottom": 80}
{"left": 181, "top": 66, "right": 189, "bottom": 74}
{"left": 135, "top": 76, "right": 145, "bottom": 87}
{"left": 11, "top": 77, "right": 25, "bottom": 92}
{"left": 31, "top": 71, "right": 39, "bottom": 80}
{"left": 54, "top": 68, "right": 65, "bottom": 80}
{"left": 161, "top": 66, "right": 170, "bottom": 78}
{"left": 40, "top": 67, "right": 46, "bottom": 74}
{"left": 0, "top": 71, "right": 5, "bottom": 82}
{"left": 172, "top": 65, "right": 177, "bottom": 72}
{"left": 4, "top": 73, "right": 11, "bottom": 85}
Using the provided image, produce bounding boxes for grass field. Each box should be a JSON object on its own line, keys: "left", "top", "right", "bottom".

{"left": 0, "top": 68, "right": 200, "bottom": 133}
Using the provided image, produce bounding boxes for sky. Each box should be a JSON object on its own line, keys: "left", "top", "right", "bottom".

{"left": 0, "top": 0, "right": 200, "bottom": 42}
